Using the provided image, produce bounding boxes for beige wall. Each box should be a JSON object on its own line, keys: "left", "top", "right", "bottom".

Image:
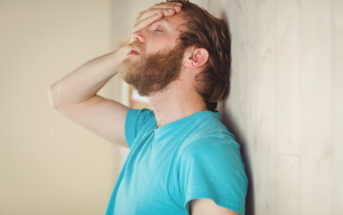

{"left": 0, "top": 0, "right": 124, "bottom": 214}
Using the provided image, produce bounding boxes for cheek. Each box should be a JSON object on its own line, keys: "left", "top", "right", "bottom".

{"left": 147, "top": 37, "right": 175, "bottom": 52}
{"left": 147, "top": 43, "right": 162, "bottom": 53}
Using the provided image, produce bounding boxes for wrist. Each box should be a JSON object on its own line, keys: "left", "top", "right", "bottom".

{"left": 114, "top": 46, "right": 130, "bottom": 63}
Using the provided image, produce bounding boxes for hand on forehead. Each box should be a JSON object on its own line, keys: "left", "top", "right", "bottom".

{"left": 131, "top": 2, "right": 183, "bottom": 34}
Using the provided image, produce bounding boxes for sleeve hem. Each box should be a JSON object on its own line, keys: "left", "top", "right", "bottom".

{"left": 184, "top": 192, "right": 245, "bottom": 215}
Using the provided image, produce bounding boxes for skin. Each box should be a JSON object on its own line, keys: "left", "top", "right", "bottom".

{"left": 123, "top": 2, "right": 240, "bottom": 215}
{"left": 129, "top": 2, "right": 187, "bottom": 53}
{"left": 122, "top": 2, "right": 210, "bottom": 128}
{"left": 48, "top": 2, "right": 240, "bottom": 214}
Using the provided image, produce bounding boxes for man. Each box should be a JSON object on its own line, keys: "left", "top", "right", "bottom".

{"left": 48, "top": 0, "right": 248, "bottom": 215}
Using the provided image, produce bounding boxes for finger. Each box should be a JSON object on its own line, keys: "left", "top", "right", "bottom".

{"left": 132, "top": 2, "right": 183, "bottom": 33}
{"left": 138, "top": 2, "right": 182, "bottom": 19}
{"left": 136, "top": 6, "right": 181, "bottom": 22}
{"left": 152, "top": 2, "right": 183, "bottom": 8}
{"left": 133, "top": 12, "right": 163, "bottom": 33}
{"left": 137, "top": 5, "right": 181, "bottom": 21}
{"left": 150, "top": 4, "right": 182, "bottom": 10}
{"left": 161, "top": 8, "right": 178, "bottom": 17}
{"left": 150, "top": 3, "right": 182, "bottom": 12}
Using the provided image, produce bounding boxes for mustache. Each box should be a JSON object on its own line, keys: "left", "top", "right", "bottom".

{"left": 128, "top": 40, "right": 145, "bottom": 55}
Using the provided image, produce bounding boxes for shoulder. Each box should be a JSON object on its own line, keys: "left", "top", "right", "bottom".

{"left": 177, "top": 132, "right": 248, "bottom": 215}
{"left": 188, "top": 111, "right": 237, "bottom": 141}
{"left": 181, "top": 112, "right": 240, "bottom": 154}
{"left": 180, "top": 134, "right": 242, "bottom": 163}
{"left": 178, "top": 130, "right": 246, "bottom": 181}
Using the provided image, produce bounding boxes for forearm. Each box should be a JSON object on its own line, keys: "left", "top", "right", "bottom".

{"left": 48, "top": 47, "right": 128, "bottom": 107}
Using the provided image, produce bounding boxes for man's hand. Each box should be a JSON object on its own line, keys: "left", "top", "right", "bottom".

{"left": 129, "top": 1, "right": 183, "bottom": 43}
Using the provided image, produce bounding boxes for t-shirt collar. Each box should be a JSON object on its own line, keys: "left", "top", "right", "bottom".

{"left": 153, "top": 110, "right": 220, "bottom": 141}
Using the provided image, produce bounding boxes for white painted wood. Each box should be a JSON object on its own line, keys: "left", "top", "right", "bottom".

{"left": 332, "top": 0, "right": 343, "bottom": 214}
{"left": 275, "top": 0, "right": 301, "bottom": 155}
{"left": 207, "top": 0, "right": 343, "bottom": 214}
{"left": 298, "top": 0, "right": 333, "bottom": 214}
{"left": 276, "top": 155, "right": 301, "bottom": 215}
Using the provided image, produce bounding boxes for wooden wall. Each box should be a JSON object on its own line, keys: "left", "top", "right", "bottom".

{"left": 207, "top": 0, "right": 343, "bottom": 214}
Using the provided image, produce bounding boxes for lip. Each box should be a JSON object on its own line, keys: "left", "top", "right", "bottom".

{"left": 128, "top": 48, "right": 140, "bottom": 56}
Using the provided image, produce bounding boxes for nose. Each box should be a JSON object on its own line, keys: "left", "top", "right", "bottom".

{"left": 131, "top": 30, "right": 145, "bottom": 44}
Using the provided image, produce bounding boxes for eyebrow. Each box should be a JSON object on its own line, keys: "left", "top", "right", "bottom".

{"left": 156, "top": 19, "right": 171, "bottom": 28}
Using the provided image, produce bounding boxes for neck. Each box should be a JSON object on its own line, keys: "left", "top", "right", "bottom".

{"left": 149, "top": 82, "right": 208, "bottom": 128}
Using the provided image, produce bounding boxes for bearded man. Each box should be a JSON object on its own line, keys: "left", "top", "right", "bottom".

{"left": 48, "top": 1, "right": 248, "bottom": 215}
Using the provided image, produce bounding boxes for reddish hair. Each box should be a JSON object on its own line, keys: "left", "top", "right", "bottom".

{"left": 167, "top": 0, "right": 232, "bottom": 112}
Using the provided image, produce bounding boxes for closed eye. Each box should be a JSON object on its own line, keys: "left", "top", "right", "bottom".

{"left": 153, "top": 25, "right": 165, "bottom": 33}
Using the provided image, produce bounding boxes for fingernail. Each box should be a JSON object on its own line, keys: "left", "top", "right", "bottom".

{"left": 168, "top": 9, "right": 173, "bottom": 12}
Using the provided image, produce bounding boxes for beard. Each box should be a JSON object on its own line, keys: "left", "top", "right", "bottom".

{"left": 117, "top": 40, "right": 186, "bottom": 97}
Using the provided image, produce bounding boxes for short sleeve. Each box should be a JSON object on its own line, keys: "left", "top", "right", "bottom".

{"left": 178, "top": 138, "right": 248, "bottom": 215}
{"left": 125, "top": 108, "right": 154, "bottom": 149}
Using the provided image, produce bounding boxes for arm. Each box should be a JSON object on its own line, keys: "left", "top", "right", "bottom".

{"left": 48, "top": 47, "right": 131, "bottom": 148}
{"left": 48, "top": 47, "right": 128, "bottom": 107}
{"left": 190, "top": 199, "right": 240, "bottom": 215}
{"left": 47, "top": 1, "right": 183, "bottom": 148}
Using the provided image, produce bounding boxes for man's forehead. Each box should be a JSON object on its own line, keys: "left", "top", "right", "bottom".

{"left": 157, "top": 14, "right": 187, "bottom": 31}
{"left": 156, "top": 18, "right": 170, "bottom": 25}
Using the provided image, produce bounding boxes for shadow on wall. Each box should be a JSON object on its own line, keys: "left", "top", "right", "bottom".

{"left": 218, "top": 10, "right": 255, "bottom": 215}
{"left": 222, "top": 104, "right": 255, "bottom": 215}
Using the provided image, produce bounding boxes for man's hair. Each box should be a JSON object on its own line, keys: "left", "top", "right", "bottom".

{"left": 167, "top": 0, "right": 232, "bottom": 112}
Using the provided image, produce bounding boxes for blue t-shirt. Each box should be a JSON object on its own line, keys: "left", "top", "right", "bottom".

{"left": 105, "top": 108, "right": 248, "bottom": 215}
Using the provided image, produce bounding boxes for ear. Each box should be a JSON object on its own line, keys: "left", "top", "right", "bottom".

{"left": 183, "top": 46, "right": 209, "bottom": 69}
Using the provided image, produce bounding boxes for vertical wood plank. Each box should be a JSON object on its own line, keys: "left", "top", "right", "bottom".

{"left": 276, "top": 155, "right": 301, "bottom": 215}
{"left": 190, "top": 0, "right": 208, "bottom": 9}
{"left": 299, "top": 0, "right": 333, "bottom": 214}
{"left": 255, "top": 0, "right": 277, "bottom": 214}
{"left": 332, "top": 0, "right": 343, "bottom": 213}
{"left": 275, "top": 0, "right": 301, "bottom": 155}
